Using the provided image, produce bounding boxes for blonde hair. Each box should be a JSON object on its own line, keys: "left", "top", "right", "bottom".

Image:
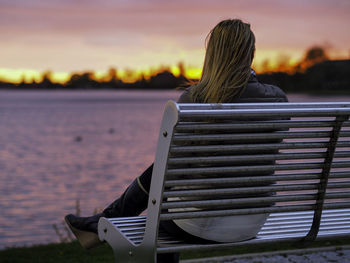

{"left": 190, "top": 19, "right": 255, "bottom": 103}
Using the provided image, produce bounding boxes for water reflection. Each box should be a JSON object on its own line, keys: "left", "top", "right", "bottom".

{"left": 0, "top": 90, "right": 180, "bottom": 248}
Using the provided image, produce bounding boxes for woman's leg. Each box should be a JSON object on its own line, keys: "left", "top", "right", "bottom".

{"left": 103, "top": 163, "right": 153, "bottom": 217}
{"left": 65, "top": 163, "right": 154, "bottom": 249}
{"left": 66, "top": 163, "right": 180, "bottom": 261}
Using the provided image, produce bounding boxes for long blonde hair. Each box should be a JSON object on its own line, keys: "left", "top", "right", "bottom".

{"left": 190, "top": 19, "right": 255, "bottom": 103}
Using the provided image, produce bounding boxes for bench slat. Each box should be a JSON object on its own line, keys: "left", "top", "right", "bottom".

{"left": 161, "top": 192, "right": 350, "bottom": 210}
{"left": 261, "top": 224, "right": 350, "bottom": 236}
{"left": 173, "top": 130, "right": 350, "bottom": 142}
{"left": 111, "top": 224, "right": 146, "bottom": 229}
{"left": 162, "top": 194, "right": 317, "bottom": 209}
{"left": 175, "top": 120, "right": 337, "bottom": 132}
{"left": 266, "top": 217, "right": 350, "bottom": 226}
{"left": 178, "top": 102, "right": 350, "bottom": 110}
{"left": 173, "top": 131, "right": 336, "bottom": 142}
{"left": 163, "top": 181, "right": 350, "bottom": 198}
{"left": 163, "top": 183, "right": 319, "bottom": 198}
{"left": 160, "top": 203, "right": 350, "bottom": 220}
{"left": 168, "top": 151, "right": 350, "bottom": 165}
{"left": 164, "top": 171, "right": 349, "bottom": 187}
{"left": 109, "top": 219, "right": 146, "bottom": 224}
{"left": 178, "top": 107, "right": 350, "bottom": 119}
{"left": 166, "top": 161, "right": 350, "bottom": 177}
{"left": 170, "top": 141, "right": 350, "bottom": 153}
{"left": 160, "top": 204, "right": 316, "bottom": 220}
{"left": 267, "top": 209, "right": 350, "bottom": 218}
{"left": 262, "top": 219, "right": 350, "bottom": 231}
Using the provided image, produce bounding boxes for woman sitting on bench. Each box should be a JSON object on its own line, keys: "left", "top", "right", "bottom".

{"left": 65, "top": 18, "right": 288, "bottom": 261}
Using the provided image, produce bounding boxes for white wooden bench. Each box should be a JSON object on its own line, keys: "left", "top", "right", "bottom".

{"left": 98, "top": 101, "right": 350, "bottom": 262}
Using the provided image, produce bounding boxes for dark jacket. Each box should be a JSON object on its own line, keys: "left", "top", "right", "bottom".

{"left": 177, "top": 74, "right": 288, "bottom": 103}
{"left": 171, "top": 75, "right": 288, "bottom": 242}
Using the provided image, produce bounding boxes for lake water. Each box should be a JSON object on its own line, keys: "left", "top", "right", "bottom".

{"left": 0, "top": 90, "right": 349, "bottom": 249}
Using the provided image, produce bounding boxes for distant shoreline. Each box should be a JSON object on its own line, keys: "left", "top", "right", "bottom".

{"left": 1, "top": 60, "right": 350, "bottom": 95}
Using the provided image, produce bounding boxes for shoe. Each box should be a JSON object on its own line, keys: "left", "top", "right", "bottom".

{"left": 64, "top": 213, "right": 104, "bottom": 249}
{"left": 65, "top": 177, "right": 149, "bottom": 249}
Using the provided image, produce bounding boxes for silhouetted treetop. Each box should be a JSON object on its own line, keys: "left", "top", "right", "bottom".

{"left": 297, "top": 46, "right": 329, "bottom": 71}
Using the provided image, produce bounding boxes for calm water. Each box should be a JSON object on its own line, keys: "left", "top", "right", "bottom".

{"left": 0, "top": 90, "right": 349, "bottom": 249}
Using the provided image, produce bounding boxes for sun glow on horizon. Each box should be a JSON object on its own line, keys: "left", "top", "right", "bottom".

{"left": 0, "top": 47, "right": 348, "bottom": 85}
{"left": 0, "top": 65, "right": 203, "bottom": 84}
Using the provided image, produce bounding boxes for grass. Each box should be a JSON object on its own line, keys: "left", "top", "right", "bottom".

{"left": 1, "top": 238, "right": 350, "bottom": 263}
{"left": 0, "top": 242, "right": 114, "bottom": 263}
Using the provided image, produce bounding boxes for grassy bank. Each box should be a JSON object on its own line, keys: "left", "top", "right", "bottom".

{"left": 2, "top": 238, "right": 350, "bottom": 263}
{"left": 0, "top": 242, "right": 114, "bottom": 263}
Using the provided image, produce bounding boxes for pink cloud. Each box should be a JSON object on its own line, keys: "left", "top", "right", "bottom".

{"left": 0, "top": 0, "right": 349, "bottom": 71}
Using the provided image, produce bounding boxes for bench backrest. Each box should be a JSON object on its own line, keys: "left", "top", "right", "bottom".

{"left": 144, "top": 101, "right": 350, "bottom": 245}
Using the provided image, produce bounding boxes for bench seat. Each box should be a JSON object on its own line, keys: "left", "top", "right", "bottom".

{"left": 99, "top": 208, "right": 350, "bottom": 254}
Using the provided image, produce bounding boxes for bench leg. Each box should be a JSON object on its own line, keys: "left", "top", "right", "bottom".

{"left": 112, "top": 246, "right": 156, "bottom": 263}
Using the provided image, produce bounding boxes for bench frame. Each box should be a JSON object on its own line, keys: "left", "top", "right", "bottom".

{"left": 98, "top": 101, "right": 350, "bottom": 263}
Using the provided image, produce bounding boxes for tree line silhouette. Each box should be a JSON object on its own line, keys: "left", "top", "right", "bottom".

{"left": 0, "top": 46, "right": 349, "bottom": 94}
{"left": 258, "top": 46, "right": 350, "bottom": 94}
{"left": 0, "top": 68, "right": 188, "bottom": 91}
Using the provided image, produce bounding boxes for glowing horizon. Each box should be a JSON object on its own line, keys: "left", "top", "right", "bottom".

{"left": 1, "top": 47, "right": 347, "bottom": 84}
{"left": 0, "top": 64, "right": 203, "bottom": 84}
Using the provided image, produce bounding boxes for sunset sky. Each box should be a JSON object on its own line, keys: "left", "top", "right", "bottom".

{"left": 0, "top": 0, "right": 349, "bottom": 83}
